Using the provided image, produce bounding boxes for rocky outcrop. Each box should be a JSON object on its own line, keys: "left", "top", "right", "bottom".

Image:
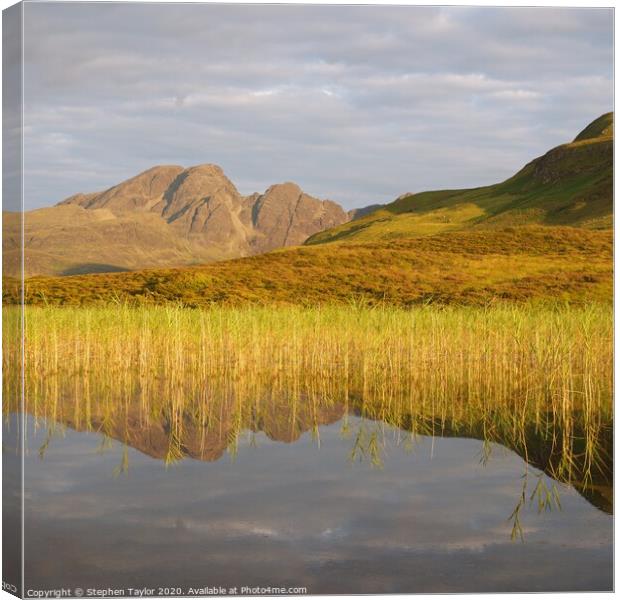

{"left": 248, "top": 182, "right": 349, "bottom": 252}
{"left": 528, "top": 138, "right": 613, "bottom": 185}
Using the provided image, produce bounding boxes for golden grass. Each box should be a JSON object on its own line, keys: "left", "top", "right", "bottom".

{"left": 3, "top": 302, "right": 612, "bottom": 510}
{"left": 4, "top": 226, "right": 613, "bottom": 307}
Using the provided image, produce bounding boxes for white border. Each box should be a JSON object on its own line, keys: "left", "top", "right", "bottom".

{"left": 0, "top": 3, "right": 615, "bottom": 600}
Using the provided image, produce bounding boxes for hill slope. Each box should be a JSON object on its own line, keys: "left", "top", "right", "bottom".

{"left": 306, "top": 113, "right": 613, "bottom": 245}
{"left": 4, "top": 165, "right": 349, "bottom": 277}
{"left": 3, "top": 205, "right": 207, "bottom": 277}
{"left": 11, "top": 226, "right": 611, "bottom": 307}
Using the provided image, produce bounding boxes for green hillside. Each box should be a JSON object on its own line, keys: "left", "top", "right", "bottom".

{"left": 306, "top": 113, "right": 613, "bottom": 245}
{"left": 8, "top": 226, "right": 611, "bottom": 307}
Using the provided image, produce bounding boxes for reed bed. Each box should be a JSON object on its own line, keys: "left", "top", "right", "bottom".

{"left": 3, "top": 302, "right": 613, "bottom": 496}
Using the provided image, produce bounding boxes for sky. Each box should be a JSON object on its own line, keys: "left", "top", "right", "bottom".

{"left": 20, "top": 3, "right": 614, "bottom": 211}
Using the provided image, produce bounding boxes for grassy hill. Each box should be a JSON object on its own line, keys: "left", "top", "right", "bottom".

{"left": 8, "top": 226, "right": 611, "bottom": 307}
{"left": 2, "top": 205, "right": 230, "bottom": 278}
{"left": 574, "top": 111, "right": 613, "bottom": 142}
{"left": 306, "top": 113, "right": 613, "bottom": 245}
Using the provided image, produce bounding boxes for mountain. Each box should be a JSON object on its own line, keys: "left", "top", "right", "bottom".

{"left": 4, "top": 164, "right": 349, "bottom": 277}
{"left": 306, "top": 113, "right": 613, "bottom": 245}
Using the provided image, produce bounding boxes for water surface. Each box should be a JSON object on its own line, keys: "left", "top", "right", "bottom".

{"left": 6, "top": 411, "right": 613, "bottom": 594}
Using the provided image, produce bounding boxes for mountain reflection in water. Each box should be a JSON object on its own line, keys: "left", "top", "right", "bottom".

{"left": 21, "top": 391, "right": 612, "bottom": 515}
{"left": 3, "top": 400, "right": 612, "bottom": 594}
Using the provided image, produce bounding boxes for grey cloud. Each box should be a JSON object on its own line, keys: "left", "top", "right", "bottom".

{"left": 19, "top": 3, "right": 613, "bottom": 210}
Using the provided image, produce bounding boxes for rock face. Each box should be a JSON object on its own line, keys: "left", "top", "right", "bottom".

{"left": 61, "top": 165, "right": 185, "bottom": 213}
{"left": 61, "top": 164, "right": 350, "bottom": 255}
{"left": 249, "top": 182, "right": 348, "bottom": 252}
{"left": 11, "top": 164, "right": 350, "bottom": 276}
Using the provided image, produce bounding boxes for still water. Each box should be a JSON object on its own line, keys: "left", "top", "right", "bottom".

{"left": 6, "top": 412, "right": 613, "bottom": 594}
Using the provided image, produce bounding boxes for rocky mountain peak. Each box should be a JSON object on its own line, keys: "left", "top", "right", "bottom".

{"left": 264, "top": 181, "right": 303, "bottom": 195}
{"left": 160, "top": 164, "right": 240, "bottom": 225}
{"left": 43, "top": 163, "right": 351, "bottom": 275}
{"left": 249, "top": 181, "right": 348, "bottom": 251}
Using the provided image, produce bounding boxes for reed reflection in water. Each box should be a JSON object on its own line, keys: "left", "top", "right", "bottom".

{"left": 5, "top": 303, "right": 612, "bottom": 512}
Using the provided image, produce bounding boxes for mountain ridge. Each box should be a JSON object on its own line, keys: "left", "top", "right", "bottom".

{"left": 59, "top": 163, "right": 349, "bottom": 247}
{"left": 306, "top": 113, "right": 613, "bottom": 245}
{"left": 5, "top": 164, "right": 350, "bottom": 277}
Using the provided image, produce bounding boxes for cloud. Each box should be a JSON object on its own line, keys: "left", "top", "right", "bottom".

{"left": 20, "top": 4, "right": 613, "bottom": 210}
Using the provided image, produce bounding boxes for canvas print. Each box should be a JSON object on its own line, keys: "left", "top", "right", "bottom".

{"left": 2, "top": 2, "right": 614, "bottom": 596}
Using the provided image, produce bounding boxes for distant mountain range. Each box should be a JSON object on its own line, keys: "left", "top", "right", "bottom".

{"left": 3, "top": 165, "right": 350, "bottom": 277}
{"left": 3, "top": 113, "right": 612, "bottom": 277}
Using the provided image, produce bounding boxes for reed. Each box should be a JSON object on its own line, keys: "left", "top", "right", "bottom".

{"left": 3, "top": 302, "right": 613, "bottom": 502}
